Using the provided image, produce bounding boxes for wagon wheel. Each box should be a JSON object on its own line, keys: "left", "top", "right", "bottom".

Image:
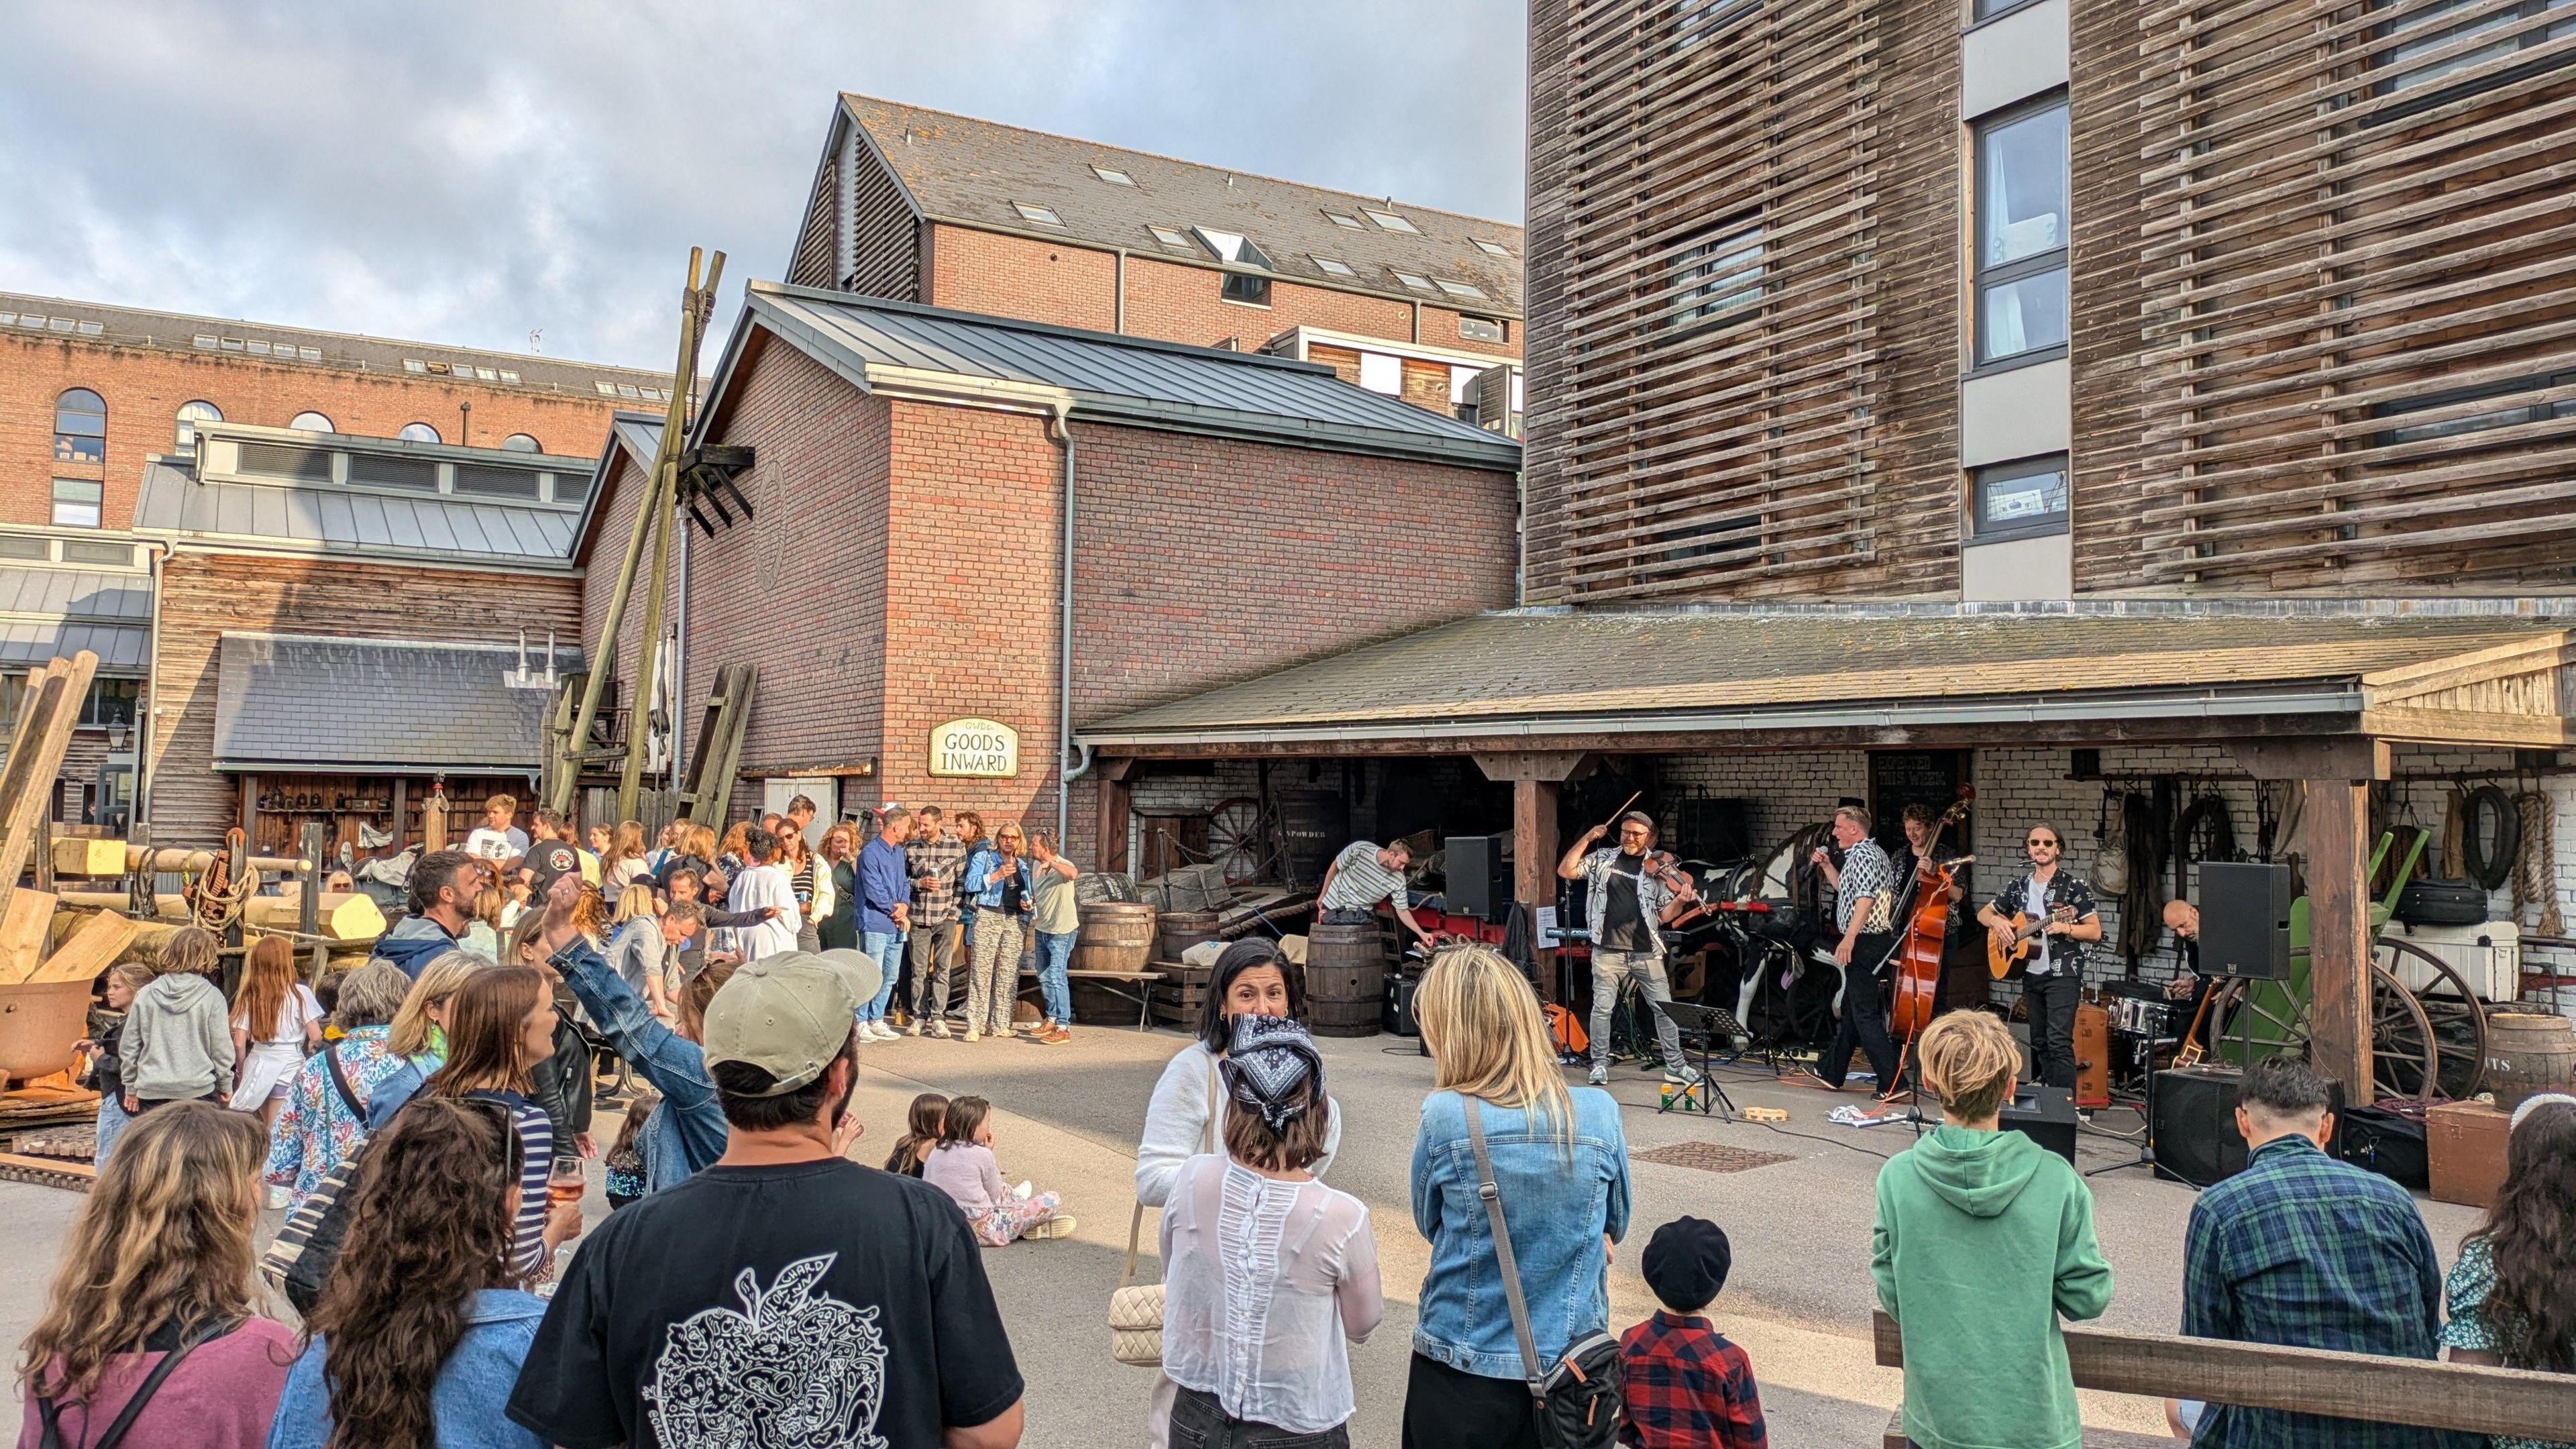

{"left": 2206, "top": 961, "right": 2443, "bottom": 1102}
{"left": 1205, "top": 796, "right": 1265, "bottom": 886}
{"left": 2373, "top": 938, "right": 2488, "bottom": 1099}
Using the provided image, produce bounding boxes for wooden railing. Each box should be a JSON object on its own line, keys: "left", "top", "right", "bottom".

{"left": 1872, "top": 1309, "right": 2576, "bottom": 1447}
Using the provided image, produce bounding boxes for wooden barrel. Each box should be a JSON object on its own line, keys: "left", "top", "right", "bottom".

{"left": 1305, "top": 920, "right": 1385, "bottom": 1038}
{"left": 1074, "top": 901, "right": 1157, "bottom": 975}
{"left": 1160, "top": 910, "right": 1222, "bottom": 963}
{"left": 2485, "top": 1012, "right": 2576, "bottom": 1110}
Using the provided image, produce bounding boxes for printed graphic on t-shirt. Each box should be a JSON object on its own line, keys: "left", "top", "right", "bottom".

{"left": 646, "top": 1253, "right": 889, "bottom": 1448}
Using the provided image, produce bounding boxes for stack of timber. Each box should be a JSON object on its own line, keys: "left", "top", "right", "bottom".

{"left": 1147, "top": 959, "right": 1213, "bottom": 1029}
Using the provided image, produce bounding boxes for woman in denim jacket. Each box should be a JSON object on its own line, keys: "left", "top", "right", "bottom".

{"left": 960, "top": 823, "right": 1037, "bottom": 1040}
{"left": 1403, "top": 944, "right": 1631, "bottom": 1449}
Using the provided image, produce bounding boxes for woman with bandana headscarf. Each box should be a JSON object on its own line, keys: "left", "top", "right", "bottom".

{"left": 1157, "top": 1016, "right": 1382, "bottom": 1447}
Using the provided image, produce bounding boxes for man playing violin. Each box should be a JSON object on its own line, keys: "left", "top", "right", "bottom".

{"left": 1803, "top": 804, "right": 1907, "bottom": 1096}
{"left": 1974, "top": 823, "right": 2102, "bottom": 1091}
{"left": 1558, "top": 810, "right": 1705, "bottom": 1091}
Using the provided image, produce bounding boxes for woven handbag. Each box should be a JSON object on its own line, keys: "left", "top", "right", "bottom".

{"left": 1109, "top": 1056, "right": 1220, "bottom": 1366}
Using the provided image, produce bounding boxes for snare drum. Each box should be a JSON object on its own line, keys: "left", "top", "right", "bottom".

{"left": 2108, "top": 994, "right": 2174, "bottom": 1038}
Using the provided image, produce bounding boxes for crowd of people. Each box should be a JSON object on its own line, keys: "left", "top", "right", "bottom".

{"left": 20, "top": 796, "right": 2576, "bottom": 1449}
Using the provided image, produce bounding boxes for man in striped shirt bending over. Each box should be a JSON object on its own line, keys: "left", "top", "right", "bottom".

{"left": 1316, "top": 839, "right": 1439, "bottom": 951}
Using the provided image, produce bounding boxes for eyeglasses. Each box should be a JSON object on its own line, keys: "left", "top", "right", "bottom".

{"left": 2027, "top": 837, "right": 2059, "bottom": 848}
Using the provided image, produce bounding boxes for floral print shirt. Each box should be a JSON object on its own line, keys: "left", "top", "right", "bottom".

{"left": 264, "top": 1026, "right": 406, "bottom": 1207}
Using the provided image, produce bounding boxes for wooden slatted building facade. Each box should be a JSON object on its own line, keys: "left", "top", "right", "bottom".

{"left": 1525, "top": 0, "right": 2576, "bottom": 603}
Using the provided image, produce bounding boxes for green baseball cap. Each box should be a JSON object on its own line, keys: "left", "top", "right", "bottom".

{"left": 701, "top": 949, "right": 883, "bottom": 1095}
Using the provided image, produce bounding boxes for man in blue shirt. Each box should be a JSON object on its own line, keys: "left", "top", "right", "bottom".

{"left": 2179, "top": 1057, "right": 2454, "bottom": 1449}
{"left": 855, "top": 808, "right": 914, "bottom": 1038}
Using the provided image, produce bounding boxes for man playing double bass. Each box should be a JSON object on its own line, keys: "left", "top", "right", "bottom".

{"left": 1976, "top": 822, "right": 2102, "bottom": 1091}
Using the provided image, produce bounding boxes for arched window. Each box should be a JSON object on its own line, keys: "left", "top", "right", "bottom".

{"left": 53, "top": 388, "right": 105, "bottom": 464}
{"left": 398, "top": 422, "right": 441, "bottom": 443}
{"left": 500, "top": 433, "right": 541, "bottom": 453}
{"left": 289, "top": 411, "right": 334, "bottom": 433}
{"left": 174, "top": 400, "right": 221, "bottom": 452}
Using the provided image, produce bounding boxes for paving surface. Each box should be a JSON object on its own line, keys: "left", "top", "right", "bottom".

{"left": 0, "top": 1020, "right": 2483, "bottom": 1447}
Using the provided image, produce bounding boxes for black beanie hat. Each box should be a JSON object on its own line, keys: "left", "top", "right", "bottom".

{"left": 1641, "top": 1216, "right": 1733, "bottom": 1313}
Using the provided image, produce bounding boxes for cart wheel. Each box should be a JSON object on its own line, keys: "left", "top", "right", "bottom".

{"left": 2206, "top": 963, "right": 2443, "bottom": 1102}
{"left": 1205, "top": 797, "right": 1265, "bottom": 885}
{"left": 2373, "top": 938, "right": 2487, "bottom": 1099}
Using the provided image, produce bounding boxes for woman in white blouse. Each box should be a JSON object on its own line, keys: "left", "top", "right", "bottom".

{"left": 1135, "top": 938, "right": 1346, "bottom": 1445}
{"left": 1160, "top": 1014, "right": 1381, "bottom": 1446}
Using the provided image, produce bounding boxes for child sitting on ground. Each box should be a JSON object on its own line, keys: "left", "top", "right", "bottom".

{"left": 1620, "top": 1216, "right": 1767, "bottom": 1448}
{"left": 1871, "top": 1010, "right": 2110, "bottom": 1449}
{"left": 921, "top": 1095, "right": 1075, "bottom": 1245}
{"left": 883, "top": 1091, "right": 947, "bottom": 1178}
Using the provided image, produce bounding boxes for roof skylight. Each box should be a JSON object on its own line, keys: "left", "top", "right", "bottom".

{"left": 1390, "top": 270, "right": 1436, "bottom": 294}
{"left": 1193, "top": 227, "right": 1274, "bottom": 270}
{"left": 1474, "top": 239, "right": 1511, "bottom": 256}
{"left": 1013, "top": 202, "right": 1065, "bottom": 226}
{"left": 1362, "top": 209, "right": 1419, "bottom": 233}
{"left": 1325, "top": 211, "right": 1363, "bottom": 229}
{"left": 1312, "top": 256, "right": 1356, "bottom": 277}
{"left": 1436, "top": 278, "right": 1490, "bottom": 300}
{"left": 1148, "top": 225, "right": 1191, "bottom": 249}
{"left": 1091, "top": 165, "right": 1134, "bottom": 186}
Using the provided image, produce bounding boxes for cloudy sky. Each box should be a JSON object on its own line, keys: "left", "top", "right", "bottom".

{"left": 0, "top": 1, "right": 1527, "bottom": 370}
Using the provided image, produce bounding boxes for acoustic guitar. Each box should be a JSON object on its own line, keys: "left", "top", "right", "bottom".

{"left": 1986, "top": 904, "right": 2077, "bottom": 979}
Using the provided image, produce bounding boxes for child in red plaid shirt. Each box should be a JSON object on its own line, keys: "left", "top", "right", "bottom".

{"left": 1619, "top": 1216, "right": 1767, "bottom": 1449}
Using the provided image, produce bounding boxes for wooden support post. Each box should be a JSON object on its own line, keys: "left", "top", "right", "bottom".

{"left": 2308, "top": 780, "right": 2373, "bottom": 1104}
{"left": 390, "top": 778, "right": 408, "bottom": 849}
{"left": 298, "top": 822, "right": 324, "bottom": 941}
{"left": 1472, "top": 751, "right": 1597, "bottom": 1003}
{"left": 1096, "top": 757, "right": 1135, "bottom": 875}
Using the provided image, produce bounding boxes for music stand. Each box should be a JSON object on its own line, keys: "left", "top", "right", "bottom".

{"left": 1654, "top": 1001, "right": 1746, "bottom": 1120}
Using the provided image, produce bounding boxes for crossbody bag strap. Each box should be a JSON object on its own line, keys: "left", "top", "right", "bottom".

{"left": 66, "top": 1317, "right": 239, "bottom": 1449}
{"left": 1119, "top": 1201, "right": 1148, "bottom": 1289}
{"left": 1462, "top": 1096, "right": 1546, "bottom": 1398}
{"left": 321, "top": 1044, "right": 366, "bottom": 1123}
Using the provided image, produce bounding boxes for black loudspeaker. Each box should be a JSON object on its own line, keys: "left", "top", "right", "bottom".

{"left": 1383, "top": 973, "right": 1422, "bottom": 1037}
{"left": 1998, "top": 1084, "right": 2079, "bottom": 1167}
{"left": 2200, "top": 861, "right": 2293, "bottom": 981}
{"left": 1446, "top": 835, "right": 1508, "bottom": 922}
{"left": 1677, "top": 798, "right": 1752, "bottom": 861}
{"left": 2153, "top": 1065, "right": 2346, "bottom": 1187}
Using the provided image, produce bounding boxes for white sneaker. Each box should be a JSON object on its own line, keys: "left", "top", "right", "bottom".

{"left": 903, "top": 1020, "right": 923, "bottom": 1037}
{"left": 1012, "top": 1179, "right": 1034, "bottom": 1199}
{"left": 1028, "top": 1214, "right": 1077, "bottom": 1240}
{"left": 963, "top": 1027, "right": 981, "bottom": 1042}
{"left": 926, "top": 1022, "right": 953, "bottom": 1040}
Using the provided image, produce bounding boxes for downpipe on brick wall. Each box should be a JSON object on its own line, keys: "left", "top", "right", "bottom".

{"left": 1049, "top": 403, "right": 1094, "bottom": 847}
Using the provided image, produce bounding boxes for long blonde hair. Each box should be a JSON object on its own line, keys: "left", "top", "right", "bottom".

{"left": 388, "top": 950, "right": 490, "bottom": 1059}
{"left": 1415, "top": 943, "right": 1573, "bottom": 1145}
{"left": 17, "top": 1103, "right": 264, "bottom": 1399}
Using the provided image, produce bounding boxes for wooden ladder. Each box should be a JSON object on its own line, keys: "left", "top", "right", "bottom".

{"left": 676, "top": 663, "right": 757, "bottom": 826}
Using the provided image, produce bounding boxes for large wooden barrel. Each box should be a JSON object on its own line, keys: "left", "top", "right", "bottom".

{"left": 2485, "top": 1012, "right": 2576, "bottom": 1110}
{"left": 1160, "top": 910, "right": 1222, "bottom": 963}
{"left": 1305, "top": 920, "right": 1386, "bottom": 1037}
{"left": 1074, "top": 901, "right": 1157, "bottom": 975}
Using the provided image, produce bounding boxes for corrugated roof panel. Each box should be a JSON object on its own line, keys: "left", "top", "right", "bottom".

{"left": 131, "top": 459, "right": 576, "bottom": 568}
{"left": 211, "top": 633, "right": 582, "bottom": 771}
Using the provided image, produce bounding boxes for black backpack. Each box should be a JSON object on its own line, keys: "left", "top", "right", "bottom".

{"left": 1463, "top": 1097, "right": 1624, "bottom": 1449}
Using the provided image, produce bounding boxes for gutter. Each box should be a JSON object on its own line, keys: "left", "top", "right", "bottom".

{"left": 137, "top": 541, "right": 165, "bottom": 824}
{"left": 1046, "top": 403, "right": 1094, "bottom": 846}
{"left": 1076, "top": 685, "right": 2369, "bottom": 750}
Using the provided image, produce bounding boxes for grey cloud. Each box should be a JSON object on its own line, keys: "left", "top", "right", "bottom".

{"left": 0, "top": 0, "right": 1525, "bottom": 371}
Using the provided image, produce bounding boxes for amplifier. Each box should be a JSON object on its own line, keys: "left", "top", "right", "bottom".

{"left": 2153, "top": 1066, "right": 2346, "bottom": 1187}
{"left": 1444, "top": 835, "right": 1509, "bottom": 922}
{"left": 1999, "top": 1084, "right": 2078, "bottom": 1167}
{"left": 2200, "top": 862, "right": 2294, "bottom": 981}
{"left": 1383, "top": 972, "right": 1423, "bottom": 1037}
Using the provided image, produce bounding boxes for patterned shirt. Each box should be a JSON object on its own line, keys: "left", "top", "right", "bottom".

{"left": 263, "top": 1026, "right": 407, "bottom": 1208}
{"left": 906, "top": 830, "right": 969, "bottom": 928}
{"left": 1834, "top": 839, "right": 1896, "bottom": 935}
{"left": 1579, "top": 848, "right": 1678, "bottom": 955}
{"left": 1619, "top": 1312, "right": 1768, "bottom": 1449}
{"left": 2181, "top": 1135, "right": 2450, "bottom": 1449}
{"left": 2440, "top": 1235, "right": 2573, "bottom": 1449}
{"left": 1320, "top": 841, "right": 1408, "bottom": 912}
{"left": 1984, "top": 867, "right": 2100, "bottom": 978}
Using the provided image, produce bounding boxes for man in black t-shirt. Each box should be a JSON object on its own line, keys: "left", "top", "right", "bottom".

{"left": 507, "top": 923, "right": 1026, "bottom": 1449}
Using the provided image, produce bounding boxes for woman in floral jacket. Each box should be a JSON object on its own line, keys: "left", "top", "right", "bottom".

{"left": 263, "top": 963, "right": 413, "bottom": 1208}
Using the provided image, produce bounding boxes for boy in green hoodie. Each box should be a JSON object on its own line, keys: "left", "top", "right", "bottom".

{"left": 1872, "top": 1010, "right": 2112, "bottom": 1449}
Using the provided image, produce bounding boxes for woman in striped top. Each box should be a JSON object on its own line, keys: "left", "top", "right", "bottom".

{"left": 423, "top": 965, "right": 581, "bottom": 1279}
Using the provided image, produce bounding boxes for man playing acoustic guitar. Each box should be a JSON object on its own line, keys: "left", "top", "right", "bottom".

{"left": 1975, "top": 824, "right": 2102, "bottom": 1092}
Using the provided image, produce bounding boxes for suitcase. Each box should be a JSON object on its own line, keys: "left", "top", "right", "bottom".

{"left": 2335, "top": 1104, "right": 2430, "bottom": 1190}
{"left": 2394, "top": 878, "right": 2488, "bottom": 927}
{"left": 2426, "top": 1099, "right": 2512, "bottom": 1208}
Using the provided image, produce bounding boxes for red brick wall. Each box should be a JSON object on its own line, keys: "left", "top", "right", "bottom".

{"left": 0, "top": 333, "right": 626, "bottom": 530}
{"left": 920, "top": 223, "right": 1521, "bottom": 362}
{"left": 680, "top": 324, "right": 1518, "bottom": 861}
{"left": 147, "top": 552, "right": 583, "bottom": 845}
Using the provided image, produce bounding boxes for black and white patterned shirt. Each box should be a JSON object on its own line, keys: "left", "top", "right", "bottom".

{"left": 1834, "top": 839, "right": 1896, "bottom": 934}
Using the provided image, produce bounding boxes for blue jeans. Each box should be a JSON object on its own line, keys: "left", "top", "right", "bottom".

{"left": 93, "top": 1092, "right": 129, "bottom": 1167}
{"left": 1034, "top": 930, "right": 1075, "bottom": 1024}
{"left": 858, "top": 930, "right": 904, "bottom": 1022}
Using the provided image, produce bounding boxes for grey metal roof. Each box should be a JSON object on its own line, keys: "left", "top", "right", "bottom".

{"left": 212, "top": 633, "right": 580, "bottom": 773}
{"left": 610, "top": 413, "right": 664, "bottom": 471}
{"left": 133, "top": 458, "right": 579, "bottom": 570}
{"left": 729, "top": 283, "right": 1521, "bottom": 470}
{"left": 1079, "top": 608, "right": 2567, "bottom": 747}
{"left": 833, "top": 95, "right": 1522, "bottom": 317}
{"left": 0, "top": 290, "right": 669, "bottom": 399}
{"left": 0, "top": 565, "right": 153, "bottom": 674}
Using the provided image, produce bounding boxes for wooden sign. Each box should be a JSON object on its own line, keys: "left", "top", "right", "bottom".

{"left": 928, "top": 719, "right": 1018, "bottom": 778}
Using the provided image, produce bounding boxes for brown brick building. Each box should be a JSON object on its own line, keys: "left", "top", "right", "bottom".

{"left": 782, "top": 95, "right": 1525, "bottom": 435}
{"left": 595, "top": 282, "right": 1520, "bottom": 858}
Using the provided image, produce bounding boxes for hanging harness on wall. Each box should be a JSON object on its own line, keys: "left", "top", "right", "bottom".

{"left": 2116, "top": 790, "right": 2169, "bottom": 972}
{"left": 2457, "top": 782, "right": 2522, "bottom": 893}
{"left": 2092, "top": 791, "right": 2129, "bottom": 896}
{"left": 2512, "top": 789, "right": 2563, "bottom": 937}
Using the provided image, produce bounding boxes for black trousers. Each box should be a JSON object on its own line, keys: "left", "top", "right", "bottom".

{"left": 1173, "top": 1384, "right": 1350, "bottom": 1448}
{"left": 1401, "top": 1354, "right": 1538, "bottom": 1449}
{"left": 1819, "top": 932, "right": 1901, "bottom": 1090}
{"left": 2024, "top": 970, "right": 2082, "bottom": 1090}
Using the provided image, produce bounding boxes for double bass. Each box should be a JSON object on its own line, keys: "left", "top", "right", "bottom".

{"left": 1890, "top": 793, "right": 1975, "bottom": 1041}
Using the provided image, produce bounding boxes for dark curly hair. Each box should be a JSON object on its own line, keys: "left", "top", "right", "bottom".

{"left": 2468, "top": 1101, "right": 2576, "bottom": 1371}
{"left": 303, "top": 1096, "right": 524, "bottom": 1447}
